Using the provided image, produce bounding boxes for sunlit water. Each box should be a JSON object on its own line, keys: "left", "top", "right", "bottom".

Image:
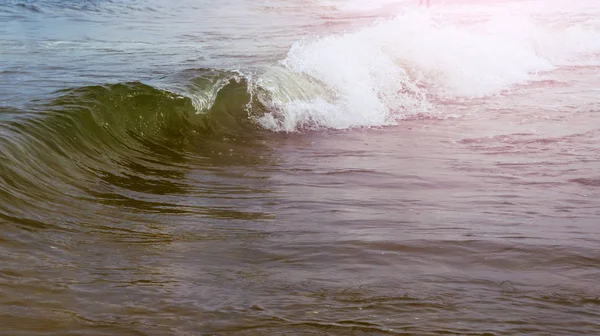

{"left": 1, "top": 0, "right": 600, "bottom": 334}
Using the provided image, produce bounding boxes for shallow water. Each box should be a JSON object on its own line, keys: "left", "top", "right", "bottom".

{"left": 1, "top": 0, "right": 600, "bottom": 335}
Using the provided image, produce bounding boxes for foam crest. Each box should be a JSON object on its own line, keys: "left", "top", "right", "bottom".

{"left": 255, "top": 7, "right": 600, "bottom": 131}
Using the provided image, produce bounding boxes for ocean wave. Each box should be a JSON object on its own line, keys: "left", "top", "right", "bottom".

{"left": 0, "top": 77, "right": 272, "bottom": 225}
{"left": 2, "top": 7, "right": 600, "bottom": 203}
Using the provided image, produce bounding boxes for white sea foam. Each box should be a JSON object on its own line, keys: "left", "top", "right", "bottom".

{"left": 255, "top": 2, "right": 600, "bottom": 132}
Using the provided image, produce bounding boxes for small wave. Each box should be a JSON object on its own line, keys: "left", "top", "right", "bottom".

{"left": 9, "top": 0, "right": 156, "bottom": 16}
{"left": 15, "top": 3, "right": 43, "bottom": 13}
{"left": 0, "top": 77, "right": 271, "bottom": 225}
{"left": 570, "top": 178, "right": 600, "bottom": 187}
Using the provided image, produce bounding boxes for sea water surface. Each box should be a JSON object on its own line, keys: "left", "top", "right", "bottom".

{"left": 1, "top": 0, "right": 600, "bottom": 334}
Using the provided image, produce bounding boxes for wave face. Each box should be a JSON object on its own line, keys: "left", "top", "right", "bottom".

{"left": 0, "top": 77, "right": 268, "bottom": 226}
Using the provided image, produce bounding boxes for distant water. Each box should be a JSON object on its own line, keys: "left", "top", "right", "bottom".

{"left": 1, "top": 0, "right": 600, "bottom": 334}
